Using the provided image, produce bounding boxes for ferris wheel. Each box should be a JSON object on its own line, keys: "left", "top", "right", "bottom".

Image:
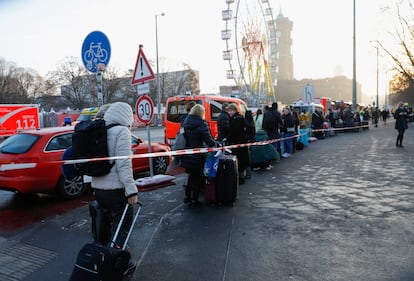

{"left": 221, "top": 0, "right": 277, "bottom": 104}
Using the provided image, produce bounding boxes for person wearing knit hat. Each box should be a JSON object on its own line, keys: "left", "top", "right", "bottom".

{"left": 92, "top": 102, "right": 138, "bottom": 271}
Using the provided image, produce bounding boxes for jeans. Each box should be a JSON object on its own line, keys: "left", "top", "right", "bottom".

{"left": 282, "top": 133, "right": 293, "bottom": 154}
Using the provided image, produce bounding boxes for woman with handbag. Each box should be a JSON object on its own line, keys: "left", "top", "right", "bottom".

{"left": 179, "top": 104, "right": 216, "bottom": 207}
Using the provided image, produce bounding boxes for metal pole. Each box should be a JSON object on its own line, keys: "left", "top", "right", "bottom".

{"left": 352, "top": 0, "right": 357, "bottom": 111}
{"left": 147, "top": 125, "right": 154, "bottom": 177}
{"left": 96, "top": 71, "right": 103, "bottom": 107}
{"left": 155, "top": 13, "right": 165, "bottom": 126}
{"left": 376, "top": 40, "right": 379, "bottom": 108}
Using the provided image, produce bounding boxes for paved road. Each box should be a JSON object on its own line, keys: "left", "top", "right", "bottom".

{"left": 1, "top": 121, "right": 413, "bottom": 281}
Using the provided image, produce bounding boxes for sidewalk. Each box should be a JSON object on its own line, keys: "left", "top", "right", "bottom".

{"left": 1, "top": 121, "right": 414, "bottom": 281}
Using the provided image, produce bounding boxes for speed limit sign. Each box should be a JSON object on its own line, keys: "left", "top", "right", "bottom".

{"left": 135, "top": 94, "right": 154, "bottom": 125}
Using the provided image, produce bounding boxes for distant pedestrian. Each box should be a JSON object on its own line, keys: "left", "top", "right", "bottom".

{"left": 311, "top": 107, "right": 325, "bottom": 139}
{"left": 244, "top": 110, "right": 256, "bottom": 143}
{"left": 371, "top": 107, "right": 379, "bottom": 127}
{"left": 343, "top": 105, "right": 354, "bottom": 129}
{"left": 381, "top": 109, "right": 388, "bottom": 123}
{"left": 394, "top": 102, "right": 408, "bottom": 147}
{"left": 227, "top": 103, "right": 250, "bottom": 184}
{"left": 254, "top": 108, "right": 264, "bottom": 132}
{"left": 281, "top": 107, "right": 295, "bottom": 158}
{"left": 217, "top": 103, "right": 230, "bottom": 142}
{"left": 262, "top": 102, "right": 283, "bottom": 155}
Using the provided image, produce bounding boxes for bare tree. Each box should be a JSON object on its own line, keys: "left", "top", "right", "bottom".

{"left": 0, "top": 58, "right": 45, "bottom": 103}
{"left": 47, "top": 56, "right": 94, "bottom": 109}
{"left": 379, "top": 0, "right": 414, "bottom": 102}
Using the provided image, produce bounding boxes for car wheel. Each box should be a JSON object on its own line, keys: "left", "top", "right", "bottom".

{"left": 153, "top": 156, "right": 169, "bottom": 174}
{"left": 57, "top": 175, "right": 86, "bottom": 199}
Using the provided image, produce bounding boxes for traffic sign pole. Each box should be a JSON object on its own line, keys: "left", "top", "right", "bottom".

{"left": 96, "top": 71, "right": 103, "bottom": 107}
{"left": 135, "top": 95, "right": 155, "bottom": 177}
{"left": 81, "top": 31, "right": 111, "bottom": 107}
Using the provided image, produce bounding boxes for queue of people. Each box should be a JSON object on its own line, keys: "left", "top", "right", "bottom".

{"left": 176, "top": 100, "right": 411, "bottom": 207}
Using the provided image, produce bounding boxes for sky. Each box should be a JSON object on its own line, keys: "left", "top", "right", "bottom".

{"left": 0, "top": 0, "right": 400, "bottom": 105}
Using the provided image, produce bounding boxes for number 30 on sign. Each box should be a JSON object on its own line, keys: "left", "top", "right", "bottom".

{"left": 135, "top": 94, "right": 154, "bottom": 125}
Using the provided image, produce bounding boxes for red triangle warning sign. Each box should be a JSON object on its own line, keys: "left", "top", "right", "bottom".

{"left": 131, "top": 45, "right": 155, "bottom": 85}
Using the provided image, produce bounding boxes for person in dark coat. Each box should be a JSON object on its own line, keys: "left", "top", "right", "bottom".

{"left": 371, "top": 107, "right": 379, "bottom": 127}
{"left": 281, "top": 107, "right": 296, "bottom": 157}
{"left": 394, "top": 102, "right": 408, "bottom": 147}
{"left": 343, "top": 106, "right": 354, "bottom": 129}
{"left": 262, "top": 102, "right": 283, "bottom": 155}
{"left": 179, "top": 101, "right": 196, "bottom": 125}
{"left": 217, "top": 103, "right": 230, "bottom": 141}
{"left": 180, "top": 104, "right": 216, "bottom": 207}
{"left": 311, "top": 108, "right": 325, "bottom": 139}
{"left": 227, "top": 103, "right": 250, "bottom": 184}
{"left": 244, "top": 110, "right": 256, "bottom": 143}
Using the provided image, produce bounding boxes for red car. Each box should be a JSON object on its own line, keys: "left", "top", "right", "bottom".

{"left": 0, "top": 126, "right": 171, "bottom": 199}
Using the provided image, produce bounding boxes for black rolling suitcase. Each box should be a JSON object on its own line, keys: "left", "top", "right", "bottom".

{"left": 69, "top": 203, "right": 142, "bottom": 281}
{"left": 216, "top": 155, "right": 239, "bottom": 205}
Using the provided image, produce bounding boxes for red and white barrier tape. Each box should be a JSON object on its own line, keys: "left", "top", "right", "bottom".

{"left": 0, "top": 123, "right": 371, "bottom": 171}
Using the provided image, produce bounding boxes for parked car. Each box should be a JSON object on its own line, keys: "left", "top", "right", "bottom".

{"left": 0, "top": 126, "right": 171, "bottom": 199}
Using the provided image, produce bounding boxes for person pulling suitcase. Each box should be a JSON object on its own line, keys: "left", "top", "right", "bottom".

{"left": 89, "top": 102, "right": 139, "bottom": 270}
{"left": 69, "top": 202, "right": 142, "bottom": 281}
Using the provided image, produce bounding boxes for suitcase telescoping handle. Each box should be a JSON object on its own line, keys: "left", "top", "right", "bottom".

{"left": 110, "top": 202, "right": 142, "bottom": 250}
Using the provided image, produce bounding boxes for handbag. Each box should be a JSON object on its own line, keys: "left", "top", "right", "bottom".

{"left": 172, "top": 127, "right": 186, "bottom": 151}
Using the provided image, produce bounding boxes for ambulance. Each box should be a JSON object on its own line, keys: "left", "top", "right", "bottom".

{"left": 0, "top": 104, "right": 40, "bottom": 137}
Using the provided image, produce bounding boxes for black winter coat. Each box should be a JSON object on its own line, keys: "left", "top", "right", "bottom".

{"left": 262, "top": 109, "right": 282, "bottom": 139}
{"left": 217, "top": 110, "right": 230, "bottom": 141}
{"left": 228, "top": 113, "right": 250, "bottom": 171}
{"left": 281, "top": 113, "right": 295, "bottom": 133}
{"left": 179, "top": 115, "right": 216, "bottom": 171}
{"left": 394, "top": 107, "right": 408, "bottom": 130}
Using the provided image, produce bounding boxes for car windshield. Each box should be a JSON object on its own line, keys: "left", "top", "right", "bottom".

{"left": 0, "top": 134, "right": 40, "bottom": 154}
{"left": 77, "top": 114, "right": 94, "bottom": 122}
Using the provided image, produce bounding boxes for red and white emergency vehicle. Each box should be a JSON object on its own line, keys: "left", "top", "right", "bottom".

{"left": 0, "top": 104, "right": 40, "bottom": 137}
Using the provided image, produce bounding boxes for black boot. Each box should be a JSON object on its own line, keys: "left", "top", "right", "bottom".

{"left": 191, "top": 191, "right": 202, "bottom": 208}
{"left": 183, "top": 190, "right": 192, "bottom": 204}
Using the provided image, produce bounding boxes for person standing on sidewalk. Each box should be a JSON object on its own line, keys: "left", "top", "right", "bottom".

{"left": 217, "top": 103, "right": 230, "bottom": 142}
{"left": 92, "top": 102, "right": 138, "bottom": 270}
{"left": 227, "top": 103, "right": 250, "bottom": 184}
{"left": 180, "top": 104, "right": 216, "bottom": 207}
{"left": 394, "top": 102, "right": 408, "bottom": 147}
{"left": 262, "top": 102, "right": 283, "bottom": 155}
{"left": 280, "top": 107, "right": 295, "bottom": 158}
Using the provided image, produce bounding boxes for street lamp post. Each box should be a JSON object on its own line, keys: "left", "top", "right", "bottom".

{"left": 155, "top": 13, "right": 165, "bottom": 126}
{"left": 352, "top": 0, "right": 357, "bottom": 111}
{"left": 375, "top": 40, "right": 379, "bottom": 109}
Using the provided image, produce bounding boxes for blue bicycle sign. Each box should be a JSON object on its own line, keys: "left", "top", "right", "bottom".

{"left": 81, "top": 31, "right": 111, "bottom": 73}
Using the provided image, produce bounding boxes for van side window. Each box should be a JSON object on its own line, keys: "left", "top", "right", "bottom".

{"left": 167, "top": 100, "right": 198, "bottom": 123}
{"left": 209, "top": 100, "right": 223, "bottom": 121}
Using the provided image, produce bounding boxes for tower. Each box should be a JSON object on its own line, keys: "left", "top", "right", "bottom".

{"left": 275, "top": 11, "right": 293, "bottom": 81}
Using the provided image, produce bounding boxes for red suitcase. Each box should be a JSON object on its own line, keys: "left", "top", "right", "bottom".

{"left": 204, "top": 177, "right": 217, "bottom": 204}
